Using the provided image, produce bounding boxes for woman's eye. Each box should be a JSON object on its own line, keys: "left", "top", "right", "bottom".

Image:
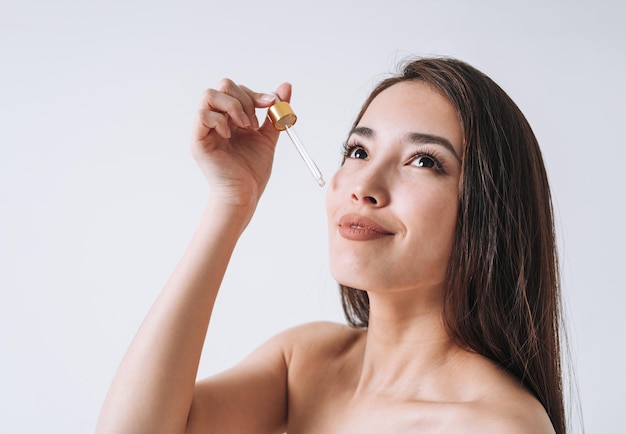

{"left": 348, "top": 146, "right": 369, "bottom": 160}
{"left": 412, "top": 155, "right": 436, "bottom": 168}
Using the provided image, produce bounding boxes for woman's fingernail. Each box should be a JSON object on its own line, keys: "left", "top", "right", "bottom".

{"left": 260, "top": 93, "right": 276, "bottom": 102}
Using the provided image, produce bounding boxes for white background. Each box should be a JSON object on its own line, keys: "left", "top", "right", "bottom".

{"left": 1, "top": 0, "right": 624, "bottom": 432}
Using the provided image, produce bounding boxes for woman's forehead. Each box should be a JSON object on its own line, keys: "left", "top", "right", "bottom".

{"left": 358, "top": 81, "right": 464, "bottom": 156}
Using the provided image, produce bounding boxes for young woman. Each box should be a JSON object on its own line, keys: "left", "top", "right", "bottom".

{"left": 97, "top": 58, "right": 565, "bottom": 433}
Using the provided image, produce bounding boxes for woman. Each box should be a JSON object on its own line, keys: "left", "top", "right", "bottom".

{"left": 97, "top": 58, "right": 565, "bottom": 433}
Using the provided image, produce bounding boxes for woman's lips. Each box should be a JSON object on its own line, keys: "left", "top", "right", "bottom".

{"left": 338, "top": 214, "right": 394, "bottom": 241}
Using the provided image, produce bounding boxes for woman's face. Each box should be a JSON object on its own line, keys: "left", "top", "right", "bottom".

{"left": 326, "top": 81, "right": 464, "bottom": 294}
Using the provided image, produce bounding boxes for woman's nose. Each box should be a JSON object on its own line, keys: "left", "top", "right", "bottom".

{"left": 350, "top": 170, "right": 390, "bottom": 207}
{"left": 352, "top": 191, "right": 379, "bottom": 205}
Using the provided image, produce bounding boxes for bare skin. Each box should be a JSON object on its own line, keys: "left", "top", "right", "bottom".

{"left": 96, "top": 80, "right": 555, "bottom": 433}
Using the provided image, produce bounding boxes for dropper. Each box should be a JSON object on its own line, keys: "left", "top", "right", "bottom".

{"left": 267, "top": 95, "right": 325, "bottom": 187}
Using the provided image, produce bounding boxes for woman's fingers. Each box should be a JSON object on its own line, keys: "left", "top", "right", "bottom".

{"left": 199, "top": 85, "right": 250, "bottom": 130}
{"left": 193, "top": 109, "right": 232, "bottom": 142}
{"left": 195, "top": 80, "right": 292, "bottom": 142}
{"left": 273, "top": 82, "right": 292, "bottom": 104}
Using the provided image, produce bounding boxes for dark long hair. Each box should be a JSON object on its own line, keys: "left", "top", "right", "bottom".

{"left": 340, "top": 58, "right": 565, "bottom": 433}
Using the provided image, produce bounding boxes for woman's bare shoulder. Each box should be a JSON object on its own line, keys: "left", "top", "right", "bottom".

{"left": 468, "top": 396, "right": 555, "bottom": 433}
{"left": 280, "top": 321, "right": 360, "bottom": 338}
{"left": 273, "top": 321, "right": 364, "bottom": 366}
{"left": 279, "top": 321, "right": 363, "bottom": 348}
{"left": 459, "top": 354, "right": 556, "bottom": 433}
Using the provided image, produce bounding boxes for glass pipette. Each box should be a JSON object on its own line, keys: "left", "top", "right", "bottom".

{"left": 267, "top": 95, "right": 325, "bottom": 187}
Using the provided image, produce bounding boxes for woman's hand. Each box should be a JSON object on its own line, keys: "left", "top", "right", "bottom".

{"left": 191, "top": 79, "right": 291, "bottom": 213}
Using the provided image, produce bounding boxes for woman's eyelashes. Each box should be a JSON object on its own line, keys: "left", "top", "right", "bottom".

{"left": 342, "top": 142, "right": 447, "bottom": 174}
{"left": 409, "top": 150, "right": 447, "bottom": 174}
{"left": 342, "top": 143, "right": 369, "bottom": 160}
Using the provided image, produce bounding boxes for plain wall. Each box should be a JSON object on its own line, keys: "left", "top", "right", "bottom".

{"left": 1, "top": 0, "right": 624, "bottom": 432}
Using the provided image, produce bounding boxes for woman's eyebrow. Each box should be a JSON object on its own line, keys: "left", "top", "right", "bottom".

{"left": 350, "top": 126, "right": 375, "bottom": 138}
{"left": 350, "top": 126, "right": 461, "bottom": 163}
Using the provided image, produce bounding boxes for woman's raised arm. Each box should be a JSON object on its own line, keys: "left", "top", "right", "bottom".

{"left": 96, "top": 81, "right": 292, "bottom": 434}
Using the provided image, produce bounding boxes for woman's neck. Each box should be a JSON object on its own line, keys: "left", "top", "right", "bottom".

{"left": 354, "top": 288, "right": 468, "bottom": 401}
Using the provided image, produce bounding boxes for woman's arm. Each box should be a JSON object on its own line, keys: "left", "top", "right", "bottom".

{"left": 96, "top": 81, "right": 292, "bottom": 434}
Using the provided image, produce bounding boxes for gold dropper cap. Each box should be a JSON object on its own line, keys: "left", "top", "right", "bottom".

{"left": 267, "top": 101, "right": 297, "bottom": 131}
